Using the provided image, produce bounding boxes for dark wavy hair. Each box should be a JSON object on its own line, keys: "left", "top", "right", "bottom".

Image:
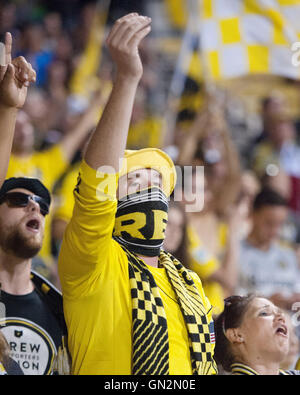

{"left": 214, "top": 294, "right": 256, "bottom": 372}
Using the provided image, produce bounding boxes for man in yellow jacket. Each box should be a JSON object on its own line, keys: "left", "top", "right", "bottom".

{"left": 58, "top": 13, "right": 217, "bottom": 375}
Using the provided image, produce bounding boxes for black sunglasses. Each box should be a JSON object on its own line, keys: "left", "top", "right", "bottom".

{"left": 0, "top": 192, "right": 49, "bottom": 216}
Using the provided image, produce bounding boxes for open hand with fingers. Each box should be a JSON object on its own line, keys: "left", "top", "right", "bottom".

{"left": 0, "top": 32, "right": 36, "bottom": 109}
{"left": 106, "top": 13, "right": 151, "bottom": 82}
{"left": 83, "top": 13, "right": 152, "bottom": 171}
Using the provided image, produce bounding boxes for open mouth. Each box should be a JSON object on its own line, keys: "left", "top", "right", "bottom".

{"left": 26, "top": 219, "right": 40, "bottom": 232}
{"left": 275, "top": 325, "right": 288, "bottom": 337}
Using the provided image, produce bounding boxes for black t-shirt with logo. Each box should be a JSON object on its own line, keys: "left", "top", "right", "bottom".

{"left": 2, "top": 357, "right": 24, "bottom": 375}
{"left": 0, "top": 289, "right": 63, "bottom": 375}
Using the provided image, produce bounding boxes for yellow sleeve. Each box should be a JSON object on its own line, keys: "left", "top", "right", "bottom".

{"left": 58, "top": 159, "right": 119, "bottom": 297}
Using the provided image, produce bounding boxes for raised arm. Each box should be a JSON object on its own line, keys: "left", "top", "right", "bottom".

{"left": 0, "top": 32, "right": 36, "bottom": 187}
{"left": 58, "top": 14, "right": 152, "bottom": 293}
{"left": 84, "top": 13, "right": 151, "bottom": 172}
{"left": 177, "top": 109, "right": 209, "bottom": 165}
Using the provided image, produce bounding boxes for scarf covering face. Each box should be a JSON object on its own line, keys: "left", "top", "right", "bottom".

{"left": 113, "top": 187, "right": 169, "bottom": 257}
{"left": 123, "top": 246, "right": 218, "bottom": 375}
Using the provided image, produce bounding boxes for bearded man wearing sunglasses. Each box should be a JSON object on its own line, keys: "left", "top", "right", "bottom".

{"left": 0, "top": 32, "right": 69, "bottom": 374}
{"left": 0, "top": 177, "right": 69, "bottom": 375}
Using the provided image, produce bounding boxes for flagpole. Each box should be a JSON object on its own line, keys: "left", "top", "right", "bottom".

{"left": 162, "top": 0, "right": 217, "bottom": 149}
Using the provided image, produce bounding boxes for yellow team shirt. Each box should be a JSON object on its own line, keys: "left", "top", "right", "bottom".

{"left": 58, "top": 159, "right": 215, "bottom": 375}
{"left": 7, "top": 145, "right": 69, "bottom": 261}
{"left": 187, "top": 225, "right": 227, "bottom": 315}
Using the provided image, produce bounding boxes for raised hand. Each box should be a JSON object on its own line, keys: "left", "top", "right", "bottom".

{"left": 106, "top": 13, "right": 151, "bottom": 82}
{"left": 0, "top": 32, "right": 36, "bottom": 109}
{"left": 84, "top": 14, "right": 152, "bottom": 171}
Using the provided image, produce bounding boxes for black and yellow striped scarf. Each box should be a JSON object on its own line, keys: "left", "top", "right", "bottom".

{"left": 123, "top": 246, "right": 218, "bottom": 375}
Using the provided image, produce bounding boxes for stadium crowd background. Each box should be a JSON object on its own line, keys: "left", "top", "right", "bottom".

{"left": 1, "top": 0, "right": 300, "bottom": 371}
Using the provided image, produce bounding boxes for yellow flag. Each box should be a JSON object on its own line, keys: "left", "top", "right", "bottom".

{"left": 199, "top": 0, "right": 300, "bottom": 80}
